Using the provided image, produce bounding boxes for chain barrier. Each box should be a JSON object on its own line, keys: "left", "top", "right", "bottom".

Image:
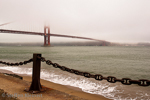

{"left": 0, "top": 56, "right": 150, "bottom": 87}
{"left": 3, "top": 73, "right": 23, "bottom": 79}
{"left": 0, "top": 58, "right": 33, "bottom": 66}
{"left": 37, "top": 56, "right": 150, "bottom": 87}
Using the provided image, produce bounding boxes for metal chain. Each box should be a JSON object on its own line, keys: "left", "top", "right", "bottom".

{"left": 3, "top": 73, "right": 23, "bottom": 79}
{"left": 0, "top": 58, "right": 33, "bottom": 66}
{"left": 37, "top": 56, "right": 150, "bottom": 87}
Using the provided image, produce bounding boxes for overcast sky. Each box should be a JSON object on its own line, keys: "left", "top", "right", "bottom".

{"left": 0, "top": 0, "right": 150, "bottom": 43}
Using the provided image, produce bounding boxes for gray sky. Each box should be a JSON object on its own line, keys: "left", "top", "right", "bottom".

{"left": 0, "top": 0, "right": 150, "bottom": 43}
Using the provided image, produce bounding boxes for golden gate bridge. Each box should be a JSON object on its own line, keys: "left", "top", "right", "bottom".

{"left": 0, "top": 22, "right": 107, "bottom": 46}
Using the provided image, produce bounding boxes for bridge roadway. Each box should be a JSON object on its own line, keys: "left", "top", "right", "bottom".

{"left": 0, "top": 29, "right": 105, "bottom": 42}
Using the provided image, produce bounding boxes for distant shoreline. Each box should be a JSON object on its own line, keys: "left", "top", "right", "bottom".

{"left": 0, "top": 41, "right": 150, "bottom": 46}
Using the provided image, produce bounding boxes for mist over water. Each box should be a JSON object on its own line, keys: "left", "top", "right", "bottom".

{"left": 1, "top": 0, "right": 150, "bottom": 43}
{"left": 0, "top": 46, "right": 150, "bottom": 99}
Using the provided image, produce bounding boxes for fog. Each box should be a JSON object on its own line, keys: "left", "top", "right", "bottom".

{"left": 0, "top": 0, "right": 150, "bottom": 43}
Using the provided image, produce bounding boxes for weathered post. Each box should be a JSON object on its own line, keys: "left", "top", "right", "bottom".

{"left": 25, "top": 53, "right": 45, "bottom": 93}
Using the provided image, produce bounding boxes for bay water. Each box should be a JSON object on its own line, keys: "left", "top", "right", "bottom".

{"left": 0, "top": 46, "right": 150, "bottom": 99}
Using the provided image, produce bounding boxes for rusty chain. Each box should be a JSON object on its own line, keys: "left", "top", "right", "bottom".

{"left": 0, "top": 56, "right": 150, "bottom": 86}
{"left": 37, "top": 56, "right": 150, "bottom": 86}
{"left": 0, "top": 58, "right": 33, "bottom": 66}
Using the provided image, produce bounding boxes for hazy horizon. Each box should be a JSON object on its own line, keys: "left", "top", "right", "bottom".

{"left": 0, "top": 0, "right": 150, "bottom": 43}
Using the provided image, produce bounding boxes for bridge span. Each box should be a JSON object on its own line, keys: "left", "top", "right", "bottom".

{"left": 0, "top": 26, "right": 107, "bottom": 46}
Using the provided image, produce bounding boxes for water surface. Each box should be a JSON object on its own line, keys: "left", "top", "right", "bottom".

{"left": 0, "top": 46, "right": 150, "bottom": 99}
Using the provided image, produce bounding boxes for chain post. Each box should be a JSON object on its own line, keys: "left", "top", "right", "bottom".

{"left": 1, "top": 54, "right": 150, "bottom": 87}
{"left": 24, "top": 53, "right": 46, "bottom": 93}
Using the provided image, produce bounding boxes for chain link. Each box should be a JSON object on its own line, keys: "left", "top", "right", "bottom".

{"left": 1, "top": 56, "right": 150, "bottom": 87}
{"left": 0, "top": 58, "right": 33, "bottom": 66}
{"left": 37, "top": 56, "right": 150, "bottom": 87}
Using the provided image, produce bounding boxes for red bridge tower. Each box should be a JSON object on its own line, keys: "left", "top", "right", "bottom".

{"left": 44, "top": 26, "right": 50, "bottom": 46}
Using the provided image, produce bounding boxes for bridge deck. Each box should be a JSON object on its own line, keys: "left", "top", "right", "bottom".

{"left": 0, "top": 29, "right": 105, "bottom": 42}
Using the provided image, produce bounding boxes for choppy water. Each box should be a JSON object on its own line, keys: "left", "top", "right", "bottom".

{"left": 0, "top": 46, "right": 150, "bottom": 100}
